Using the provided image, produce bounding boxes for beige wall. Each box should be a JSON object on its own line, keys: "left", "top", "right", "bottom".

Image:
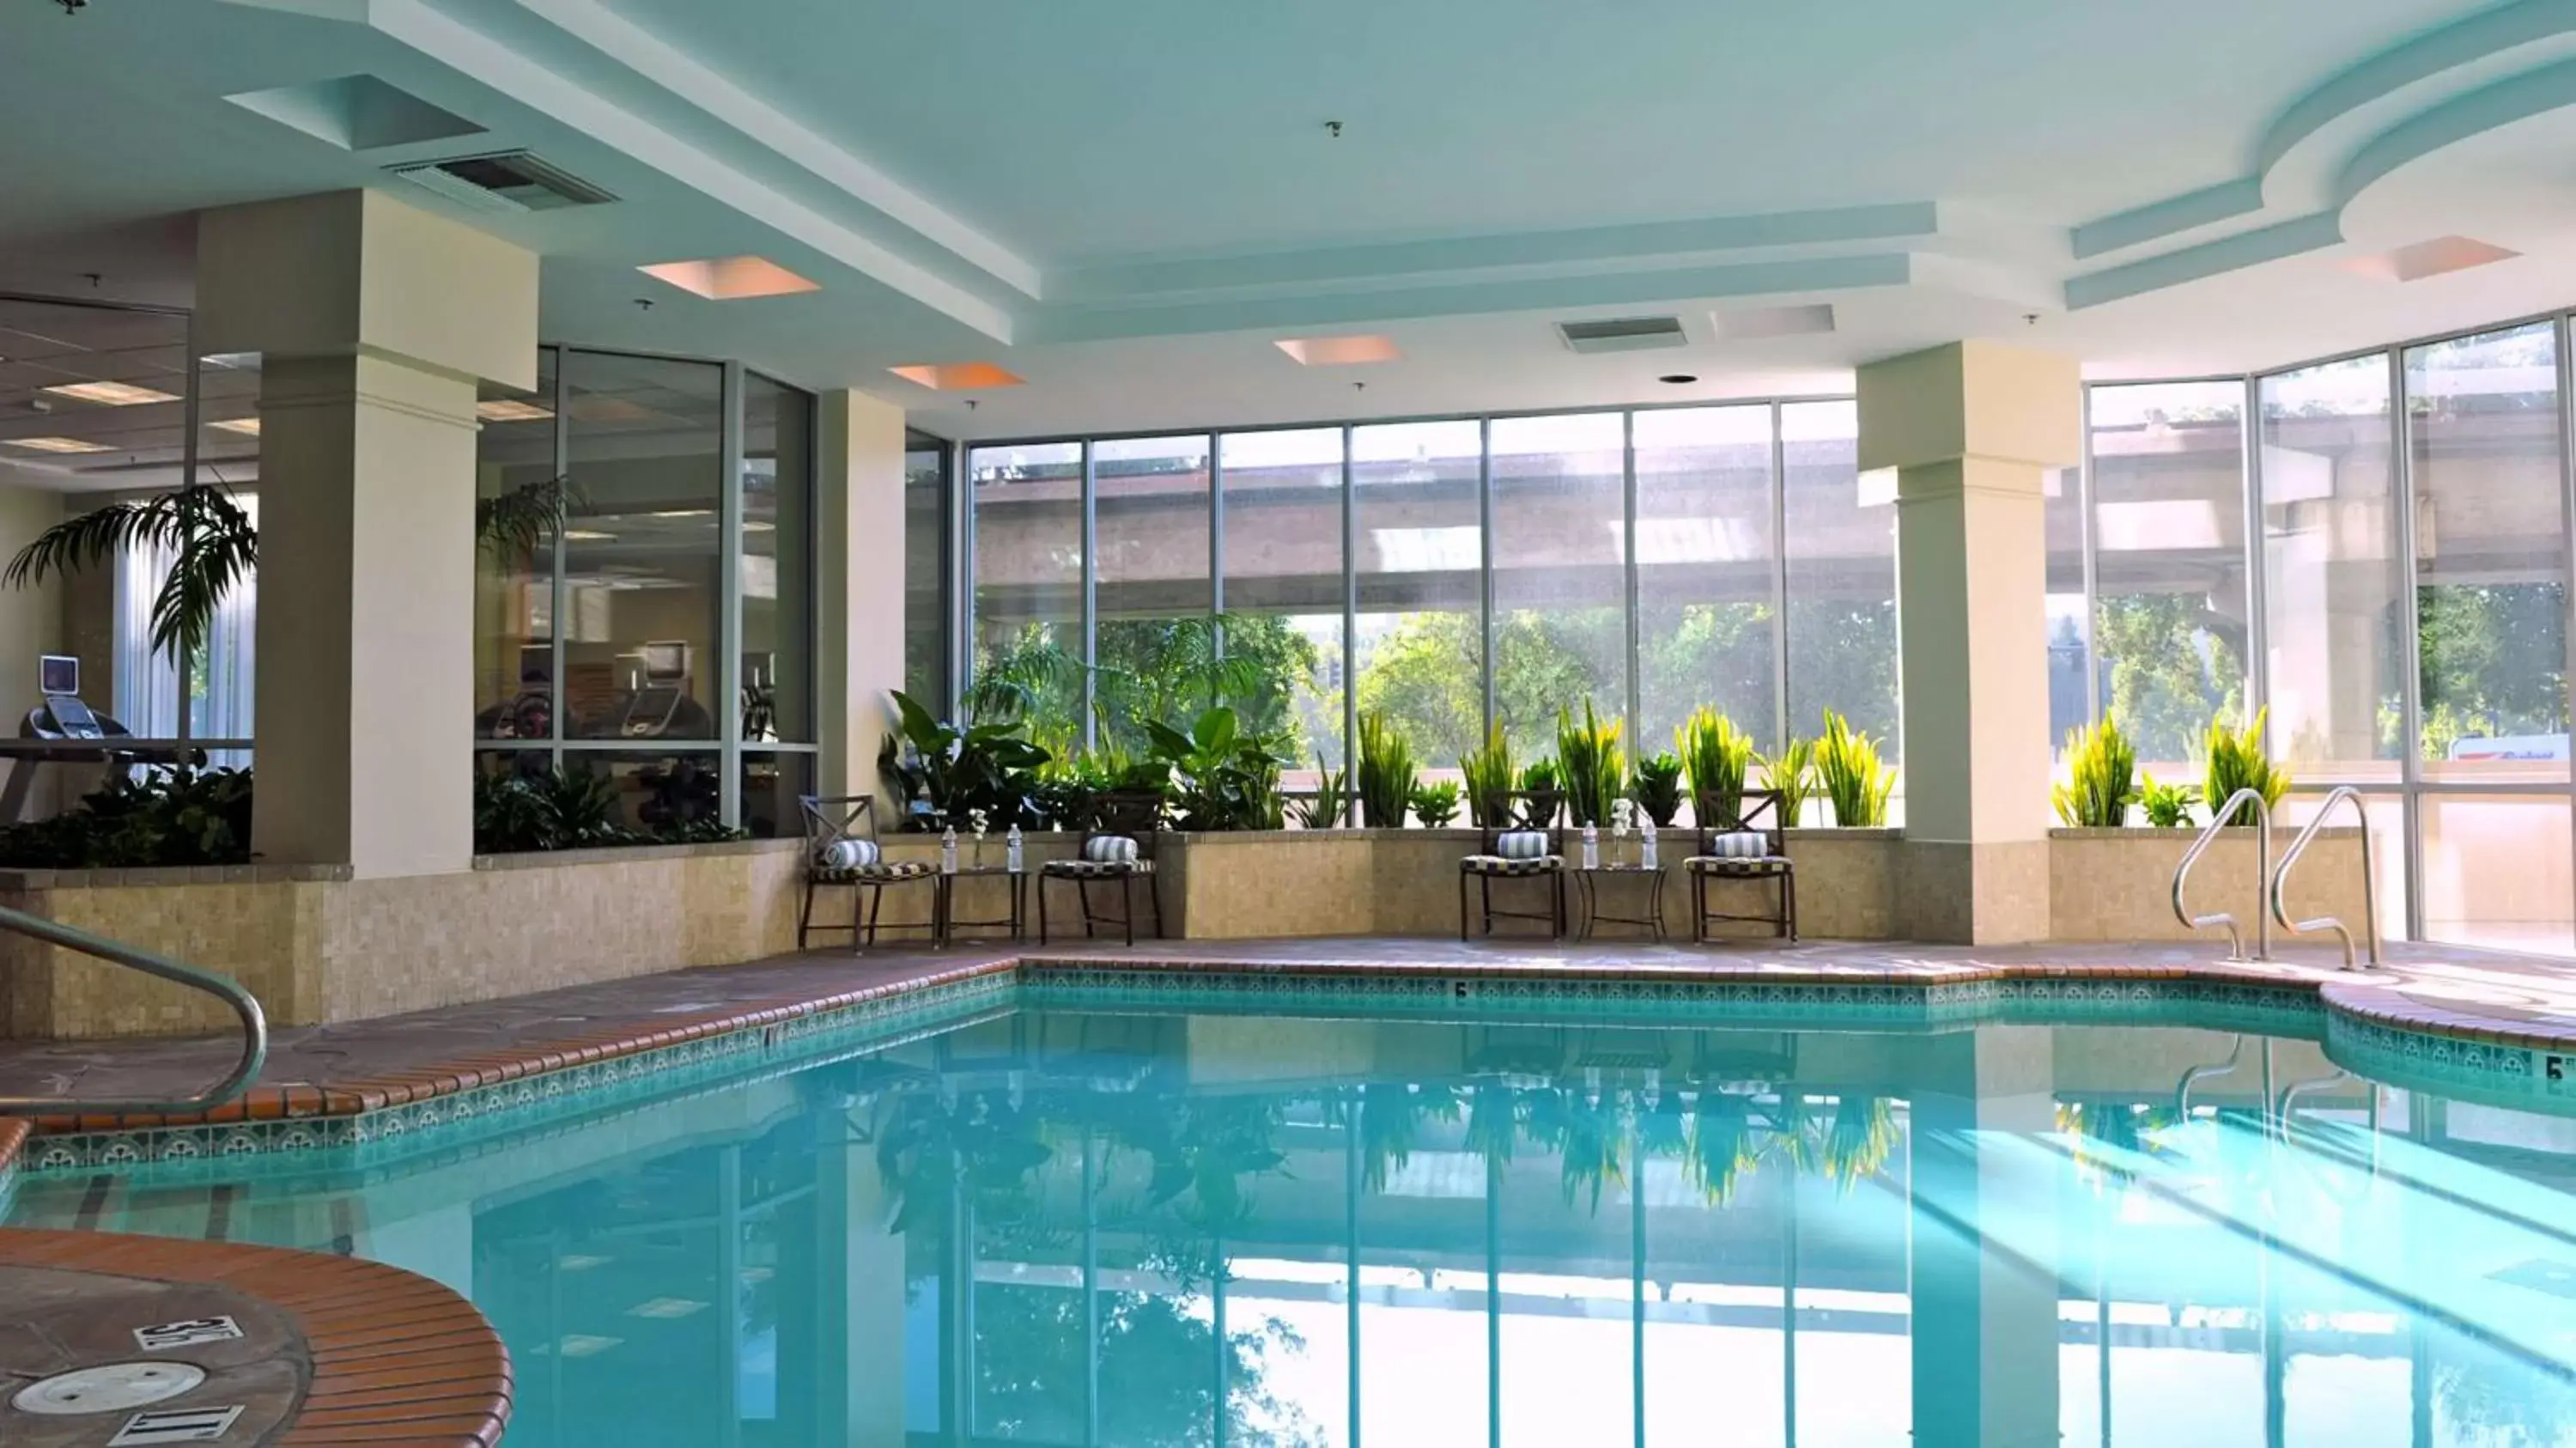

{"left": 817, "top": 390, "right": 908, "bottom": 803}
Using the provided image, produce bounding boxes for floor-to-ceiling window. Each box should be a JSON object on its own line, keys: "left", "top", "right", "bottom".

{"left": 1352, "top": 421, "right": 1485, "bottom": 770}
{"left": 966, "top": 440, "right": 1084, "bottom": 753}
{"left": 1781, "top": 399, "right": 1899, "bottom": 793}
{"left": 1219, "top": 428, "right": 1347, "bottom": 776}
{"left": 1633, "top": 405, "right": 1777, "bottom": 754}
{"left": 902, "top": 429, "right": 952, "bottom": 713}
{"left": 1488, "top": 412, "right": 1628, "bottom": 759}
{"left": 1091, "top": 434, "right": 1214, "bottom": 755}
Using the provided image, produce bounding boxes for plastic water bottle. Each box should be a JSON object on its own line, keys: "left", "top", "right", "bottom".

{"left": 1581, "top": 824, "right": 1600, "bottom": 870}
{"left": 1640, "top": 824, "right": 1660, "bottom": 871}
{"left": 940, "top": 826, "right": 958, "bottom": 875}
{"left": 1005, "top": 824, "right": 1024, "bottom": 874}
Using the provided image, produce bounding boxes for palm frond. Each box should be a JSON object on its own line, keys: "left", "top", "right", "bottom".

{"left": 477, "top": 476, "right": 580, "bottom": 557}
{"left": 5, "top": 484, "right": 257, "bottom": 666}
{"left": 3, "top": 496, "right": 175, "bottom": 590}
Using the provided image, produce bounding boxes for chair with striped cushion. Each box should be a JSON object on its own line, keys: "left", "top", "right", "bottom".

{"left": 1684, "top": 788, "right": 1795, "bottom": 942}
{"left": 1040, "top": 790, "right": 1164, "bottom": 946}
{"left": 799, "top": 795, "right": 939, "bottom": 951}
{"left": 1460, "top": 797, "right": 1567, "bottom": 940}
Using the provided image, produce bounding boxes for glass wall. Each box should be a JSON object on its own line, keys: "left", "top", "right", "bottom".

{"left": 967, "top": 440, "right": 1084, "bottom": 755}
{"left": 903, "top": 430, "right": 952, "bottom": 711}
{"left": 1220, "top": 429, "right": 1346, "bottom": 773}
{"left": 1352, "top": 421, "right": 1485, "bottom": 769}
{"left": 1092, "top": 434, "right": 1213, "bottom": 753}
{"left": 1634, "top": 405, "right": 1777, "bottom": 752}
{"left": 471, "top": 348, "right": 818, "bottom": 837}
{"left": 1488, "top": 412, "right": 1626, "bottom": 758}
{"left": 1780, "top": 400, "right": 1899, "bottom": 761}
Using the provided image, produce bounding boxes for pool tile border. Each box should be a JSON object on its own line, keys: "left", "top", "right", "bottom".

{"left": 0, "top": 1226, "right": 511, "bottom": 1447}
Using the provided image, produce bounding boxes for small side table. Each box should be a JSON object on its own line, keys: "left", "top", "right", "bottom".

{"left": 937, "top": 865, "right": 1028, "bottom": 945}
{"left": 1569, "top": 862, "right": 1668, "bottom": 940}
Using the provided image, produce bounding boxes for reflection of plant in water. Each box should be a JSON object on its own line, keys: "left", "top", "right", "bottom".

{"left": 1636, "top": 1088, "right": 1688, "bottom": 1165}
{"left": 1462, "top": 1084, "right": 1520, "bottom": 1168}
{"left": 1526, "top": 1086, "right": 1628, "bottom": 1212}
{"left": 1686, "top": 1091, "right": 1760, "bottom": 1205}
{"left": 1816, "top": 1095, "right": 1899, "bottom": 1191}
{"left": 2435, "top": 1348, "right": 2576, "bottom": 1448}
{"left": 2054, "top": 1099, "right": 2181, "bottom": 1191}
{"left": 1114, "top": 1091, "right": 1291, "bottom": 1241}
{"left": 971, "top": 1282, "right": 1327, "bottom": 1448}
{"left": 873, "top": 1089, "right": 1055, "bottom": 1236}
{"left": 1358, "top": 1083, "right": 1459, "bottom": 1193}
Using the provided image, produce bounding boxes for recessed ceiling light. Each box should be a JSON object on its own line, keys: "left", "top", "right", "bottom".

{"left": 744, "top": 520, "right": 776, "bottom": 532}
{"left": 889, "top": 362, "right": 1025, "bottom": 391}
{"left": 648, "top": 508, "right": 714, "bottom": 519}
{"left": 556, "top": 1335, "right": 623, "bottom": 1359}
{"left": 562, "top": 529, "right": 617, "bottom": 541}
{"left": 43, "top": 380, "right": 179, "bottom": 406}
{"left": 476, "top": 399, "right": 554, "bottom": 423}
{"left": 2343, "top": 235, "right": 2522, "bottom": 283}
{"left": 1659, "top": 374, "right": 1700, "bottom": 385}
{"left": 1275, "top": 334, "right": 1402, "bottom": 366}
{"left": 556, "top": 1255, "right": 611, "bottom": 1272}
{"left": 638, "top": 256, "right": 820, "bottom": 300}
{"left": 625, "top": 1297, "right": 710, "bottom": 1320}
{"left": 2, "top": 436, "right": 112, "bottom": 453}
{"left": 209, "top": 417, "right": 261, "bottom": 436}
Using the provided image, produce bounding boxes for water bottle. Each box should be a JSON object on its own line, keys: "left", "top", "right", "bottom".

{"left": 1640, "top": 824, "right": 1660, "bottom": 871}
{"left": 1005, "top": 824, "right": 1024, "bottom": 874}
{"left": 1581, "top": 824, "right": 1599, "bottom": 870}
{"left": 940, "top": 826, "right": 958, "bottom": 875}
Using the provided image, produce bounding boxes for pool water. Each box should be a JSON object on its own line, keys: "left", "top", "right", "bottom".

{"left": 13, "top": 1001, "right": 2576, "bottom": 1447}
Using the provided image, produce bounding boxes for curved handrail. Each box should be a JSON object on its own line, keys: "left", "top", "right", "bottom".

{"left": 2175, "top": 1034, "right": 2245, "bottom": 1117}
{"left": 0, "top": 903, "right": 266, "bottom": 1116}
{"left": 2275, "top": 1067, "right": 2356, "bottom": 1135}
{"left": 2269, "top": 785, "right": 2383, "bottom": 971}
{"left": 2172, "top": 788, "right": 2274, "bottom": 962}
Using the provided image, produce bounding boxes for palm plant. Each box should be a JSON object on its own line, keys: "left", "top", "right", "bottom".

{"left": 1677, "top": 708, "right": 1755, "bottom": 826}
{"left": 1355, "top": 711, "right": 1418, "bottom": 827}
{"left": 2052, "top": 715, "right": 2138, "bottom": 827}
{"left": 1812, "top": 709, "right": 1895, "bottom": 827}
{"left": 1554, "top": 697, "right": 1626, "bottom": 828}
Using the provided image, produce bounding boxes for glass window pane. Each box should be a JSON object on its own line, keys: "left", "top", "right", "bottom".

{"left": 740, "top": 750, "right": 814, "bottom": 841}
{"left": 742, "top": 374, "right": 813, "bottom": 743}
{"left": 568, "top": 750, "right": 723, "bottom": 836}
{"left": 904, "top": 434, "right": 950, "bottom": 709}
{"left": 1352, "top": 421, "right": 1484, "bottom": 768}
{"left": 1489, "top": 412, "right": 1628, "bottom": 758}
{"left": 1092, "top": 434, "right": 1212, "bottom": 753}
{"left": 562, "top": 352, "right": 725, "bottom": 742}
{"left": 1220, "top": 428, "right": 1346, "bottom": 771}
{"left": 2419, "top": 793, "right": 2573, "bottom": 956}
{"left": 1782, "top": 400, "right": 1899, "bottom": 761}
{"left": 969, "top": 441, "right": 1084, "bottom": 754}
{"left": 2090, "top": 381, "right": 2249, "bottom": 774}
{"left": 476, "top": 350, "right": 558, "bottom": 740}
{"left": 1636, "top": 405, "right": 1777, "bottom": 753}
{"left": 2405, "top": 323, "right": 2569, "bottom": 783}
{"left": 2045, "top": 467, "right": 2087, "bottom": 757}
{"left": 2260, "top": 356, "right": 2402, "bottom": 783}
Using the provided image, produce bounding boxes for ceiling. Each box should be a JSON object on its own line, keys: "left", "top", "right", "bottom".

{"left": 9, "top": 0, "right": 2576, "bottom": 450}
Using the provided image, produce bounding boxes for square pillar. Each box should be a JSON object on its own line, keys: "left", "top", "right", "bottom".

{"left": 815, "top": 390, "right": 908, "bottom": 805}
{"left": 196, "top": 190, "right": 537, "bottom": 878}
{"left": 1858, "top": 341, "right": 2078, "bottom": 943}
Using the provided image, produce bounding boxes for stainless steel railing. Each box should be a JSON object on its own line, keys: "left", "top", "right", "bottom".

{"left": 2269, "top": 785, "right": 2383, "bottom": 971}
{"left": 2171, "top": 787, "right": 2275, "bottom": 962}
{"left": 0, "top": 903, "right": 266, "bottom": 1116}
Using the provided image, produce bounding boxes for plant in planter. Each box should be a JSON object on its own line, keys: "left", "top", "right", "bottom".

{"left": 472, "top": 766, "right": 629, "bottom": 854}
{"left": 2138, "top": 773, "right": 2200, "bottom": 828}
{"left": 1460, "top": 724, "right": 1515, "bottom": 829}
{"left": 1294, "top": 757, "right": 1350, "bottom": 829}
{"left": 1678, "top": 708, "right": 1754, "bottom": 827}
{"left": 0, "top": 765, "right": 260, "bottom": 869}
{"left": 1555, "top": 698, "right": 1625, "bottom": 828}
{"left": 1631, "top": 751, "right": 1686, "bottom": 829}
{"left": 1144, "top": 706, "right": 1289, "bottom": 831}
{"left": 1763, "top": 736, "right": 1817, "bottom": 827}
{"left": 2052, "top": 716, "right": 2137, "bottom": 827}
{"left": 1516, "top": 757, "right": 1564, "bottom": 828}
{"left": 879, "top": 689, "right": 1051, "bottom": 830}
{"left": 1409, "top": 780, "right": 1462, "bottom": 828}
{"left": 2202, "top": 709, "right": 2289, "bottom": 821}
{"left": 1356, "top": 712, "right": 1419, "bottom": 827}
{"left": 1813, "top": 709, "right": 1895, "bottom": 828}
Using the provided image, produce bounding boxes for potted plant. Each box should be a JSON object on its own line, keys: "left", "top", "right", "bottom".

{"left": 1293, "top": 757, "right": 1349, "bottom": 829}
{"left": 1631, "top": 751, "right": 1685, "bottom": 829}
{"left": 1678, "top": 707, "right": 1754, "bottom": 828}
{"left": 1813, "top": 709, "right": 1895, "bottom": 827}
{"left": 2202, "top": 709, "right": 2288, "bottom": 822}
{"left": 1460, "top": 724, "right": 1516, "bottom": 829}
{"left": 1356, "top": 711, "right": 1419, "bottom": 827}
{"left": 2051, "top": 716, "right": 2137, "bottom": 827}
{"left": 2138, "top": 773, "right": 2199, "bottom": 828}
{"left": 1555, "top": 698, "right": 1625, "bottom": 828}
{"left": 1516, "top": 757, "right": 1564, "bottom": 829}
{"left": 1409, "top": 780, "right": 1462, "bottom": 828}
{"left": 1764, "top": 736, "right": 1816, "bottom": 827}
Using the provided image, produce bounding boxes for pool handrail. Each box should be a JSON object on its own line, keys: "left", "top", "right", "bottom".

{"left": 2172, "top": 788, "right": 2274, "bottom": 962}
{"left": 2174, "top": 1034, "right": 2245, "bottom": 1117}
{"left": 0, "top": 902, "right": 266, "bottom": 1116}
{"left": 2269, "top": 785, "right": 2382, "bottom": 971}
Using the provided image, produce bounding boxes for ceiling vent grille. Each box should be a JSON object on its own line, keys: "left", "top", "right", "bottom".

{"left": 1556, "top": 315, "right": 1686, "bottom": 354}
{"left": 385, "top": 150, "right": 617, "bottom": 214}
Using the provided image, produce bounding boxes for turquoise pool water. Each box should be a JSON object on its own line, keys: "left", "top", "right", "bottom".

{"left": 11, "top": 993, "right": 2576, "bottom": 1447}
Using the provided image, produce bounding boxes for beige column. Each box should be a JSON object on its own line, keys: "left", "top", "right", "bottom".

{"left": 1857, "top": 341, "right": 2078, "bottom": 943}
{"left": 196, "top": 190, "right": 538, "bottom": 878}
{"left": 815, "top": 390, "right": 909, "bottom": 806}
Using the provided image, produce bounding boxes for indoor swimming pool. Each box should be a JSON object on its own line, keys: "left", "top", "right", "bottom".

{"left": 9, "top": 982, "right": 2575, "bottom": 1448}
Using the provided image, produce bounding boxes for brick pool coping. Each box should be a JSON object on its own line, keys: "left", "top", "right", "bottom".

{"left": 0, "top": 1226, "right": 511, "bottom": 1446}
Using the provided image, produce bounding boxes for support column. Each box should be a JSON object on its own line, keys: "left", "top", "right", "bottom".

{"left": 816, "top": 390, "right": 908, "bottom": 804}
{"left": 196, "top": 190, "right": 537, "bottom": 878}
{"left": 1857, "top": 341, "right": 2078, "bottom": 942}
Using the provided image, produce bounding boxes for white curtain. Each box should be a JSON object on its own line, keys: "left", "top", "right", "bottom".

{"left": 112, "top": 493, "right": 256, "bottom": 769}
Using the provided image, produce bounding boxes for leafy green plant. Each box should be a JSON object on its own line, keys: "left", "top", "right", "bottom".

{"left": 470, "top": 764, "right": 685, "bottom": 854}
{"left": 878, "top": 689, "right": 1052, "bottom": 830}
{"left": 2052, "top": 716, "right": 2138, "bottom": 827}
{"left": 1631, "top": 751, "right": 1685, "bottom": 828}
{"left": 1409, "top": 780, "right": 1462, "bottom": 828}
{"left": 1356, "top": 712, "right": 1419, "bottom": 827}
{"left": 0, "top": 766, "right": 261, "bottom": 868}
{"left": 2202, "top": 709, "right": 2289, "bottom": 822}
{"left": 2138, "top": 772, "right": 2200, "bottom": 829}
{"left": 1554, "top": 698, "right": 1626, "bottom": 828}
{"left": 1678, "top": 708, "right": 1754, "bottom": 827}
{"left": 1813, "top": 710, "right": 1895, "bottom": 828}
{"left": 1763, "top": 737, "right": 1816, "bottom": 827}
{"left": 1459, "top": 724, "right": 1516, "bottom": 829}
{"left": 1516, "top": 757, "right": 1564, "bottom": 827}
{"left": 1143, "top": 706, "right": 1288, "bottom": 831}
{"left": 1294, "top": 758, "right": 1349, "bottom": 829}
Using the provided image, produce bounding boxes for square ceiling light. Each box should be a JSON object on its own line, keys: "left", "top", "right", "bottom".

{"left": 638, "top": 256, "right": 820, "bottom": 301}
{"left": 1275, "top": 334, "right": 1401, "bottom": 366}
{"left": 43, "top": 381, "right": 179, "bottom": 406}
{"left": 476, "top": 399, "right": 553, "bottom": 423}
{"left": 2343, "top": 236, "right": 2521, "bottom": 283}
{"left": 889, "top": 362, "right": 1025, "bottom": 391}
{"left": 209, "top": 417, "right": 261, "bottom": 436}
{"left": 2, "top": 436, "right": 112, "bottom": 454}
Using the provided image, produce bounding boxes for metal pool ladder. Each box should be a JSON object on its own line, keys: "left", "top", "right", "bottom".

{"left": 2269, "top": 785, "right": 2382, "bottom": 970}
{"left": 0, "top": 903, "right": 267, "bottom": 1116}
{"left": 2170, "top": 787, "right": 2275, "bottom": 962}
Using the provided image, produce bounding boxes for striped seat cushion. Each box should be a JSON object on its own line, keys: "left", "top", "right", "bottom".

{"left": 816, "top": 838, "right": 879, "bottom": 870}
{"left": 1685, "top": 855, "right": 1789, "bottom": 875}
{"left": 1042, "top": 856, "right": 1156, "bottom": 879}
{"left": 1083, "top": 835, "right": 1141, "bottom": 864}
{"left": 1461, "top": 854, "right": 1562, "bottom": 877}
{"left": 1494, "top": 830, "right": 1552, "bottom": 860}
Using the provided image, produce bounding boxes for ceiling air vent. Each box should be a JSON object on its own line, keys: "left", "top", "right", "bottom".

{"left": 1556, "top": 315, "right": 1686, "bottom": 355}
{"left": 385, "top": 150, "right": 617, "bottom": 214}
